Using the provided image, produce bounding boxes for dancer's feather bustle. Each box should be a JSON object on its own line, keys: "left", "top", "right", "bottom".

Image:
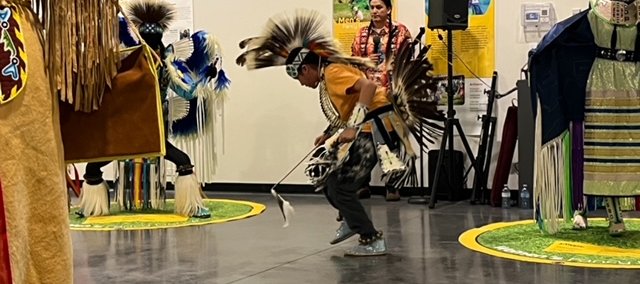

{"left": 390, "top": 41, "right": 445, "bottom": 149}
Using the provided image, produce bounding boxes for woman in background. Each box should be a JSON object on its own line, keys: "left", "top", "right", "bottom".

{"left": 349, "top": 0, "right": 412, "bottom": 201}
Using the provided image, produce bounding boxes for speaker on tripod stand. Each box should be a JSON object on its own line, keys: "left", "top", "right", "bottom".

{"left": 424, "top": 0, "right": 480, "bottom": 209}
{"left": 428, "top": 0, "right": 469, "bottom": 31}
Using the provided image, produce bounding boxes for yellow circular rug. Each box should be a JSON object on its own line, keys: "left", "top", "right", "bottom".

{"left": 69, "top": 199, "right": 266, "bottom": 231}
{"left": 459, "top": 218, "right": 640, "bottom": 269}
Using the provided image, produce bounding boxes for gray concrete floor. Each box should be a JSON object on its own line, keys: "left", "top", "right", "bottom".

{"left": 71, "top": 192, "right": 640, "bottom": 284}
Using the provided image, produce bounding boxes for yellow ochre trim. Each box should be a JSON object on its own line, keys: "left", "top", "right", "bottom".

{"left": 70, "top": 199, "right": 266, "bottom": 231}
{"left": 585, "top": 115, "right": 640, "bottom": 124}
{"left": 586, "top": 98, "right": 640, "bottom": 107}
{"left": 584, "top": 164, "right": 640, "bottom": 173}
{"left": 85, "top": 214, "right": 189, "bottom": 224}
{"left": 585, "top": 148, "right": 640, "bottom": 157}
{"left": 545, "top": 241, "right": 640, "bottom": 258}
{"left": 458, "top": 219, "right": 640, "bottom": 269}
{"left": 585, "top": 131, "right": 640, "bottom": 140}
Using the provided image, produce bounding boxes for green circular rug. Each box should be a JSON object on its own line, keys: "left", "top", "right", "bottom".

{"left": 69, "top": 199, "right": 266, "bottom": 231}
{"left": 459, "top": 218, "right": 640, "bottom": 269}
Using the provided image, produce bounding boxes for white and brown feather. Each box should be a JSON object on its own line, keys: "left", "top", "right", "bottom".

{"left": 236, "top": 9, "right": 374, "bottom": 70}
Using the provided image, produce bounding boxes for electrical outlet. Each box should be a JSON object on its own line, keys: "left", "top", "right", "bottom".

{"left": 572, "top": 8, "right": 582, "bottom": 15}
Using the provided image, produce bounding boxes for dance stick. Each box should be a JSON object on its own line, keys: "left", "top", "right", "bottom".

{"left": 270, "top": 146, "right": 319, "bottom": 227}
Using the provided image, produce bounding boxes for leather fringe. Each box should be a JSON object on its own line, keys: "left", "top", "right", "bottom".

{"left": 29, "top": 0, "right": 120, "bottom": 112}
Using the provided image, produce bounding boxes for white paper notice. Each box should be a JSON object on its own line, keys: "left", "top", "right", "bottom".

{"left": 163, "top": 0, "right": 195, "bottom": 45}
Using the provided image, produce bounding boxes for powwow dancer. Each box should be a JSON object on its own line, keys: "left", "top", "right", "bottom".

{"left": 236, "top": 9, "right": 444, "bottom": 256}
{"left": 77, "top": 0, "right": 230, "bottom": 218}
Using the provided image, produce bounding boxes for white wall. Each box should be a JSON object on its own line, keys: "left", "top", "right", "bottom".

{"left": 492, "top": 0, "right": 586, "bottom": 189}
{"left": 72, "top": 0, "right": 590, "bottom": 188}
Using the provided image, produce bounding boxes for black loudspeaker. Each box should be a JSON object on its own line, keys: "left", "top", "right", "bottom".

{"left": 428, "top": 150, "right": 469, "bottom": 201}
{"left": 427, "top": 0, "right": 469, "bottom": 31}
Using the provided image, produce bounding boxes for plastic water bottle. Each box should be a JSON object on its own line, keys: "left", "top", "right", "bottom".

{"left": 501, "top": 185, "right": 510, "bottom": 208}
{"left": 521, "top": 184, "right": 530, "bottom": 209}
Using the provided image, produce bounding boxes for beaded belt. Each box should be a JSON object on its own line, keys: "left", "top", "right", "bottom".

{"left": 596, "top": 47, "right": 639, "bottom": 62}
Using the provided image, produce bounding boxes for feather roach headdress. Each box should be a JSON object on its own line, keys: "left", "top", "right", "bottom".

{"left": 125, "top": 0, "right": 176, "bottom": 49}
{"left": 236, "top": 9, "right": 374, "bottom": 78}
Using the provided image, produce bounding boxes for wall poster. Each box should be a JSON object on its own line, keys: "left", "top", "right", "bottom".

{"left": 425, "top": 0, "right": 495, "bottom": 135}
{"left": 333, "top": 0, "right": 397, "bottom": 55}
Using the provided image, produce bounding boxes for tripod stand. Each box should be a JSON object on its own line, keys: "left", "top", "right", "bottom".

{"left": 427, "top": 28, "right": 478, "bottom": 209}
{"left": 469, "top": 72, "right": 498, "bottom": 205}
{"left": 469, "top": 72, "right": 519, "bottom": 205}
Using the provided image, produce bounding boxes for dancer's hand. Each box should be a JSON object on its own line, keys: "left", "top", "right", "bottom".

{"left": 314, "top": 133, "right": 330, "bottom": 146}
{"left": 338, "top": 128, "right": 357, "bottom": 143}
{"left": 369, "top": 53, "right": 381, "bottom": 63}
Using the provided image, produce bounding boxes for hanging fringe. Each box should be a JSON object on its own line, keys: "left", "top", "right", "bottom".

{"left": 534, "top": 133, "right": 567, "bottom": 234}
{"left": 167, "top": 78, "right": 226, "bottom": 183}
{"left": 158, "top": 157, "right": 167, "bottom": 209}
{"left": 159, "top": 25, "right": 229, "bottom": 184}
{"left": 220, "top": 89, "right": 227, "bottom": 155}
{"left": 134, "top": 158, "right": 143, "bottom": 209}
{"left": 116, "top": 162, "right": 125, "bottom": 210}
{"left": 213, "top": 83, "right": 229, "bottom": 157}
{"left": 174, "top": 173, "right": 206, "bottom": 217}
{"left": 143, "top": 159, "right": 150, "bottom": 208}
{"left": 620, "top": 197, "right": 636, "bottom": 211}
{"left": 533, "top": 97, "right": 568, "bottom": 234}
{"left": 113, "top": 158, "right": 166, "bottom": 211}
{"left": 563, "top": 127, "right": 574, "bottom": 223}
{"left": 77, "top": 182, "right": 110, "bottom": 217}
{"left": 29, "top": 0, "right": 121, "bottom": 112}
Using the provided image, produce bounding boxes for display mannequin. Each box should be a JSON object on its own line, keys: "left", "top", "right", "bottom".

{"left": 531, "top": 0, "right": 640, "bottom": 235}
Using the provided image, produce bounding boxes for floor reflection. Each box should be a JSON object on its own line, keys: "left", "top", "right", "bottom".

{"left": 71, "top": 193, "right": 640, "bottom": 284}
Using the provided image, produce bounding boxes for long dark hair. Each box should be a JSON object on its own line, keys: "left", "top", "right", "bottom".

{"left": 364, "top": 0, "right": 395, "bottom": 59}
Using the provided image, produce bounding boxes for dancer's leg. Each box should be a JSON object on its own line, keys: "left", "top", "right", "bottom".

{"left": 77, "top": 161, "right": 112, "bottom": 216}
{"left": 324, "top": 133, "right": 387, "bottom": 255}
{"left": 165, "top": 140, "right": 210, "bottom": 218}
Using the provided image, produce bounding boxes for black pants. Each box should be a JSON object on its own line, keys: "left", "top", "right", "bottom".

{"left": 84, "top": 141, "right": 192, "bottom": 185}
{"left": 324, "top": 133, "right": 378, "bottom": 237}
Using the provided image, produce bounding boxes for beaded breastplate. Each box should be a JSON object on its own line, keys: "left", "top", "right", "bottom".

{"left": 318, "top": 79, "right": 346, "bottom": 129}
{"left": 592, "top": 0, "right": 639, "bottom": 25}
